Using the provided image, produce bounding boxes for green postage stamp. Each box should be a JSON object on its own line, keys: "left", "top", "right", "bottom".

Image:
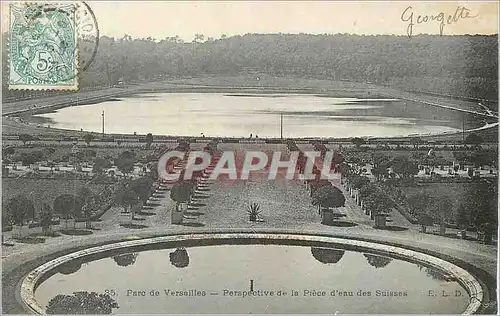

{"left": 9, "top": 2, "right": 79, "bottom": 90}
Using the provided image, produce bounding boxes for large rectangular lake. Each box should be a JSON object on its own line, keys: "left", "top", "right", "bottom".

{"left": 35, "top": 93, "right": 469, "bottom": 138}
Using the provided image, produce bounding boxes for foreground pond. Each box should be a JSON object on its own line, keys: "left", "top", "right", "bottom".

{"left": 36, "top": 244, "right": 469, "bottom": 314}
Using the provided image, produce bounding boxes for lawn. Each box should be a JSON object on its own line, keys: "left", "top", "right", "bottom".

{"left": 198, "top": 175, "right": 319, "bottom": 229}
{"left": 399, "top": 182, "right": 475, "bottom": 211}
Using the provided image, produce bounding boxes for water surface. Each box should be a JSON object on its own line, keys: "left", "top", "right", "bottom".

{"left": 35, "top": 244, "right": 469, "bottom": 314}
{"left": 35, "top": 93, "right": 467, "bottom": 138}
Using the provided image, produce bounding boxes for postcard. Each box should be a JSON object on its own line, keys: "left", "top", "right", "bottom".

{"left": 1, "top": 1, "right": 498, "bottom": 314}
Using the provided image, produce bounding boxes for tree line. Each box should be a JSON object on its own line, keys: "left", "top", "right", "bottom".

{"left": 2, "top": 33, "right": 498, "bottom": 102}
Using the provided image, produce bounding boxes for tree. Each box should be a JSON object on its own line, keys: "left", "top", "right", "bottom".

{"left": 193, "top": 33, "right": 205, "bottom": 43}
{"left": 130, "top": 176, "right": 154, "bottom": 205}
{"left": 429, "top": 196, "right": 454, "bottom": 236}
{"left": 19, "top": 134, "right": 34, "bottom": 145}
{"left": 312, "top": 185, "right": 346, "bottom": 209}
{"left": 41, "top": 147, "right": 56, "bottom": 156}
{"left": 47, "top": 161, "right": 55, "bottom": 172}
{"left": 410, "top": 137, "right": 422, "bottom": 149}
{"left": 423, "top": 267, "right": 450, "bottom": 281}
{"left": 364, "top": 254, "right": 392, "bottom": 268}
{"left": 311, "top": 247, "right": 345, "bottom": 264}
{"left": 4, "top": 146, "right": 15, "bottom": 156}
{"left": 362, "top": 191, "right": 392, "bottom": 219}
{"left": 93, "top": 157, "right": 112, "bottom": 174}
{"left": 175, "top": 140, "right": 190, "bottom": 152}
{"left": 80, "top": 196, "right": 98, "bottom": 229}
{"left": 113, "top": 253, "right": 138, "bottom": 267}
{"left": 58, "top": 261, "right": 83, "bottom": 275}
{"left": 351, "top": 137, "right": 365, "bottom": 148}
{"left": 114, "top": 184, "right": 140, "bottom": 220}
{"left": 371, "top": 153, "right": 391, "bottom": 180}
{"left": 170, "top": 181, "right": 193, "bottom": 211}
{"left": 349, "top": 175, "right": 370, "bottom": 190}
{"left": 336, "top": 162, "right": 351, "bottom": 184}
{"left": 115, "top": 157, "right": 135, "bottom": 177}
{"left": 76, "top": 187, "right": 94, "bottom": 206}
{"left": 452, "top": 151, "right": 469, "bottom": 170}
{"left": 391, "top": 156, "right": 419, "bottom": 179}
{"left": 465, "top": 133, "right": 483, "bottom": 147}
{"left": 5, "top": 195, "right": 35, "bottom": 226}
{"left": 2, "top": 199, "right": 13, "bottom": 229}
{"left": 312, "top": 141, "right": 328, "bottom": 157}
{"left": 423, "top": 153, "right": 441, "bottom": 173}
{"left": 84, "top": 133, "right": 94, "bottom": 146}
{"left": 46, "top": 291, "right": 119, "bottom": 314}
{"left": 169, "top": 248, "right": 190, "bottom": 268}
{"left": 407, "top": 191, "right": 433, "bottom": 233}
{"left": 358, "top": 183, "right": 380, "bottom": 201}
{"left": 40, "top": 203, "right": 53, "bottom": 235}
{"left": 469, "top": 151, "right": 492, "bottom": 169}
{"left": 371, "top": 164, "right": 389, "bottom": 180}
{"left": 145, "top": 133, "right": 153, "bottom": 148}
{"left": 119, "top": 150, "right": 136, "bottom": 160}
{"left": 53, "top": 194, "right": 82, "bottom": 230}
{"left": 456, "top": 203, "right": 469, "bottom": 238}
{"left": 308, "top": 179, "right": 331, "bottom": 197}
{"left": 462, "top": 183, "right": 497, "bottom": 244}
{"left": 21, "top": 153, "right": 37, "bottom": 167}
{"left": 4, "top": 34, "right": 497, "bottom": 100}
{"left": 147, "top": 161, "right": 159, "bottom": 180}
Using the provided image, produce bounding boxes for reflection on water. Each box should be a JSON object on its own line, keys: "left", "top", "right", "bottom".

{"left": 46, "top": 291, "right": 119, "bottom": 314}
{"left": 364, "top": 253, "right": 393, "bottom": 269}
{"left": 310, "top": 247, "right": 345, "bottom": 264}
{"left": 169, "top": 248, "right": 190, "bottom": 268}
{"left": 112, "top": 253, "right": 139, "bottom": 267}
{"left": 57, "top": 260, "right": 83, "bottom": 275}
{"left": 35, "top": 93, "right": 467, "bottom": 138}
{"left": 417, "top": 264, "right": 454, "bottom": 282}
{"left": 36, "top": 244, "right": 470, "bottom": 314}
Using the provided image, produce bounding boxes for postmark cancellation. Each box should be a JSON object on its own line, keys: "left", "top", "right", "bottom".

{"left": 8, "top": 2, "right": 79, "bottom": 90}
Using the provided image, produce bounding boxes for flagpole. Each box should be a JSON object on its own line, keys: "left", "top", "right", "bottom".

{"left": 102, "top": 110, "right": 105, "bottom": 136}
{"left": 280, "top": 112, "right": 283, "bottom": 139}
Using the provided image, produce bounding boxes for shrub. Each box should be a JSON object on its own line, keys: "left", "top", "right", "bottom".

{"left": 247, "top": 202, "right": 261, "bottom": 222}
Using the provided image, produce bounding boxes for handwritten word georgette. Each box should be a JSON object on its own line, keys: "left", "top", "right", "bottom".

{"left": 401, "top": 6, "right": 479, "bottom": 38}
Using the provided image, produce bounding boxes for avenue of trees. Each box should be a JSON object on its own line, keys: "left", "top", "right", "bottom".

{"left": 3, "top": 174, "right": 156, "bottom": 233}
{"left": 2, "top": 143, "right": 170, "bottom": 234}
{"left": 2, "top": 33, "right": 497, "bottom": 102}
{"left": 3, "top": 183, "right": 113, "bottom": 233}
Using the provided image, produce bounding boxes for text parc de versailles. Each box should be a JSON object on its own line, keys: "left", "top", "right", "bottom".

{"left": 132, "top": 289, "right": 409, "bottom": 297}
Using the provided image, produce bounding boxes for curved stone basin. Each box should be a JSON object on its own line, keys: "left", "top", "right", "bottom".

{"left": 21, "top": 233, "right": 483, "bottom": 314}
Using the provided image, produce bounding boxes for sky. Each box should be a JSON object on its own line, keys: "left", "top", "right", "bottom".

{"left": 2, "top": 1, "right": 498, "bottom": 40}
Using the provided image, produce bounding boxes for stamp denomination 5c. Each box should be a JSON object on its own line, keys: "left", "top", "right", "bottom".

{"left": 9, "top": 2, "right": 78, "bottom": 90}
